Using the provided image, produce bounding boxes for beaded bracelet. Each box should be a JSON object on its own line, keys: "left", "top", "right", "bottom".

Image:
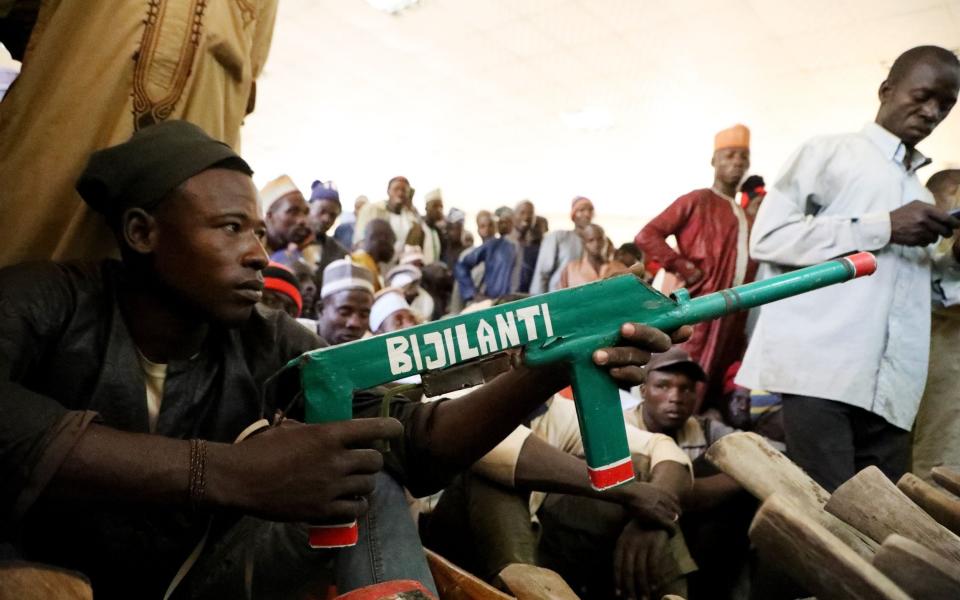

{"left": 188, "top": 438, "right": 207, "bottom": 510}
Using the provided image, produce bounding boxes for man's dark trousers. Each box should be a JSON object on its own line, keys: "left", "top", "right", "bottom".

{"left": 781, "top": 395, "right": 910, "bottom": 492}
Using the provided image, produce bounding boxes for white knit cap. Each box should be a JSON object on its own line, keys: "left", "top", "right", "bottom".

{"left": 447, "top": 207, "right": 466, "bottom": 224}
{"left": 370, "top": 288, "right": 411, "bottom": 332}
{"left": 399, "top": 245, "right": 425, "bottom": 265}
{"left": 386, "top": 264, "right": 422, "bottom": 289}
{"left": 320, "top": 258, "right": 376, "bottom": 299}
{"left": 260, "top": 174, "right": 300, "bottom": 208}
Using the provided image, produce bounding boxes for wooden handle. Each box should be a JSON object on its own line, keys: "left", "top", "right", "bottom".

{"left": 873, "top": 534, "right": 960, "bottom": 600}
{"left": 749, "top": 494, "right": 910, "bottom": 600}
{"left": 497, "top": 564, "right": 579, "bottom": 600}
{"left": 706, "top": 432, "right": 878, "bottom": 559}
{"left": 425, "top": 548, "right": 514, "bottom": 600}
{"left": 0, "top": 563, "right": 93, "bottom": 600}
{"left": 825, "top": 466, "right": 960, "bottom": 565}
{"left": 932, "top": 466, "right": 960, "bottom": 498}
{"left": 897, "top": 473, "right": 960, "bottom": 536}
{"left": 706, "top": 432, "right": 830, "bottom": 505}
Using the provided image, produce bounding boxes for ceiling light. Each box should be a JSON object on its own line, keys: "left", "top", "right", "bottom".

{"left": 366, "top": 0, "right": 420, "bottom": 15}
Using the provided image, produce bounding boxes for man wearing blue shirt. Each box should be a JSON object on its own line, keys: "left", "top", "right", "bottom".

{"left": 454, "top": 206, "right": 521, "bottom": 304}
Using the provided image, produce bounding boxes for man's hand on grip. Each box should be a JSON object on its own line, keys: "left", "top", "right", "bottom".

{"left": 207, "top": 417, "right": 403, "bottom": 524}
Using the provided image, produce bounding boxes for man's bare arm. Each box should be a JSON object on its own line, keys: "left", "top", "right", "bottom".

{"left": 612, "top": 461, "right": 691, "bottom": 600}
{"left": 43, "top": 418, "right": 402, "bottom": 524}
{"left": 649, "top": 460, "right": 692, "bottom": 506}
{"left": 684, "top": 472, "right": 741, "bottom": 512}
{"left": 424, "top": 323, "right": 690, "bottom": 470}
{"left": 513, "top": 434, "right": 680, "bottom": 529}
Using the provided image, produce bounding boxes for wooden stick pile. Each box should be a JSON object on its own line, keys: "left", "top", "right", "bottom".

{"left": 705, "top": 432, "right": 960, "bottom": 600}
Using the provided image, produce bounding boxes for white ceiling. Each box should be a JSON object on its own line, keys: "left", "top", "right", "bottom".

{"left": 245, "top": 0, "right": 960, "bottom": 244}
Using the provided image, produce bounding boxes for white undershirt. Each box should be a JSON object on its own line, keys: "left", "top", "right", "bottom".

{"left": 711, "top": 187, "right": 750, "bottom": 286}
{"left": 137, "top": 349, "right": 168, "bottom": 433}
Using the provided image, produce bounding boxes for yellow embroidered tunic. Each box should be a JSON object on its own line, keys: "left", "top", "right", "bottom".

{"left": 0, "top": 0, "right": 277, "bottom": 265}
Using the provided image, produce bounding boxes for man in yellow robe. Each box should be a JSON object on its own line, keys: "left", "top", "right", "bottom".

{"left": 0, "top": 0, "right": 278, "bottom": 265}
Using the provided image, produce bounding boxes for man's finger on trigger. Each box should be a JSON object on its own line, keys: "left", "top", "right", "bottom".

{"left": 669, "top": 325, "right": 694, "bottom": 344}
{"left": 595, "top": 347, "right": 652, "bottom": 367}
{"left": 620, "top": 323, "right": 672, "bottom": 352}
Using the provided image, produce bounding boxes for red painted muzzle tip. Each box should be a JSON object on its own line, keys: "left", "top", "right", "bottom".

{"left": 588, "top": 460, "right": 635, "bottom": 491}
{"left": 844, "top": 252, "right": 877, "bottom": 278}
{"left": 308, "top": 521, "right": 359, "bottom": 548}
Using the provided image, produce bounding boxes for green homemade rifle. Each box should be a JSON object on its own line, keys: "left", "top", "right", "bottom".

{"left": 290, "top": 251, "right": 877, "bottom": 547}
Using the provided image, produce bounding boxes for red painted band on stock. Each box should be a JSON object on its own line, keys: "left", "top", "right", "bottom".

{"left": 308, "top": 522, "right": 359, "bottom": 548}
{"left": 588, "top": 460, "right": 635, "bottom": 490}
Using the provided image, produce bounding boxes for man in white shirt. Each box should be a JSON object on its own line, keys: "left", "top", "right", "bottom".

{"left": 354, "top": 176, "right": 422, "bottom": 260}
{"left": 737, "top": 45, "right": 960, "bottom": 491}
{"left": 529, "top": 196, "right": 595, "bottom": 294}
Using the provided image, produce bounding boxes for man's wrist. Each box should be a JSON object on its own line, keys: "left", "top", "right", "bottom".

{"left": 607, "top": 480, "right": 639, "bottom": 504}
{"left": 202, "top": 442, "right": 245, "bottom": 512}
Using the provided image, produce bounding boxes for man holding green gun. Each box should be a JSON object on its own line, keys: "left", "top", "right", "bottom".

{"left": 0, "top": 120, "right": 690, "bottom": 599}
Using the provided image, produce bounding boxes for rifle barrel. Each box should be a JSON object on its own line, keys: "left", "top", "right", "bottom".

{"left": 648, "top": 252, "right": 876, "bottom": 331}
